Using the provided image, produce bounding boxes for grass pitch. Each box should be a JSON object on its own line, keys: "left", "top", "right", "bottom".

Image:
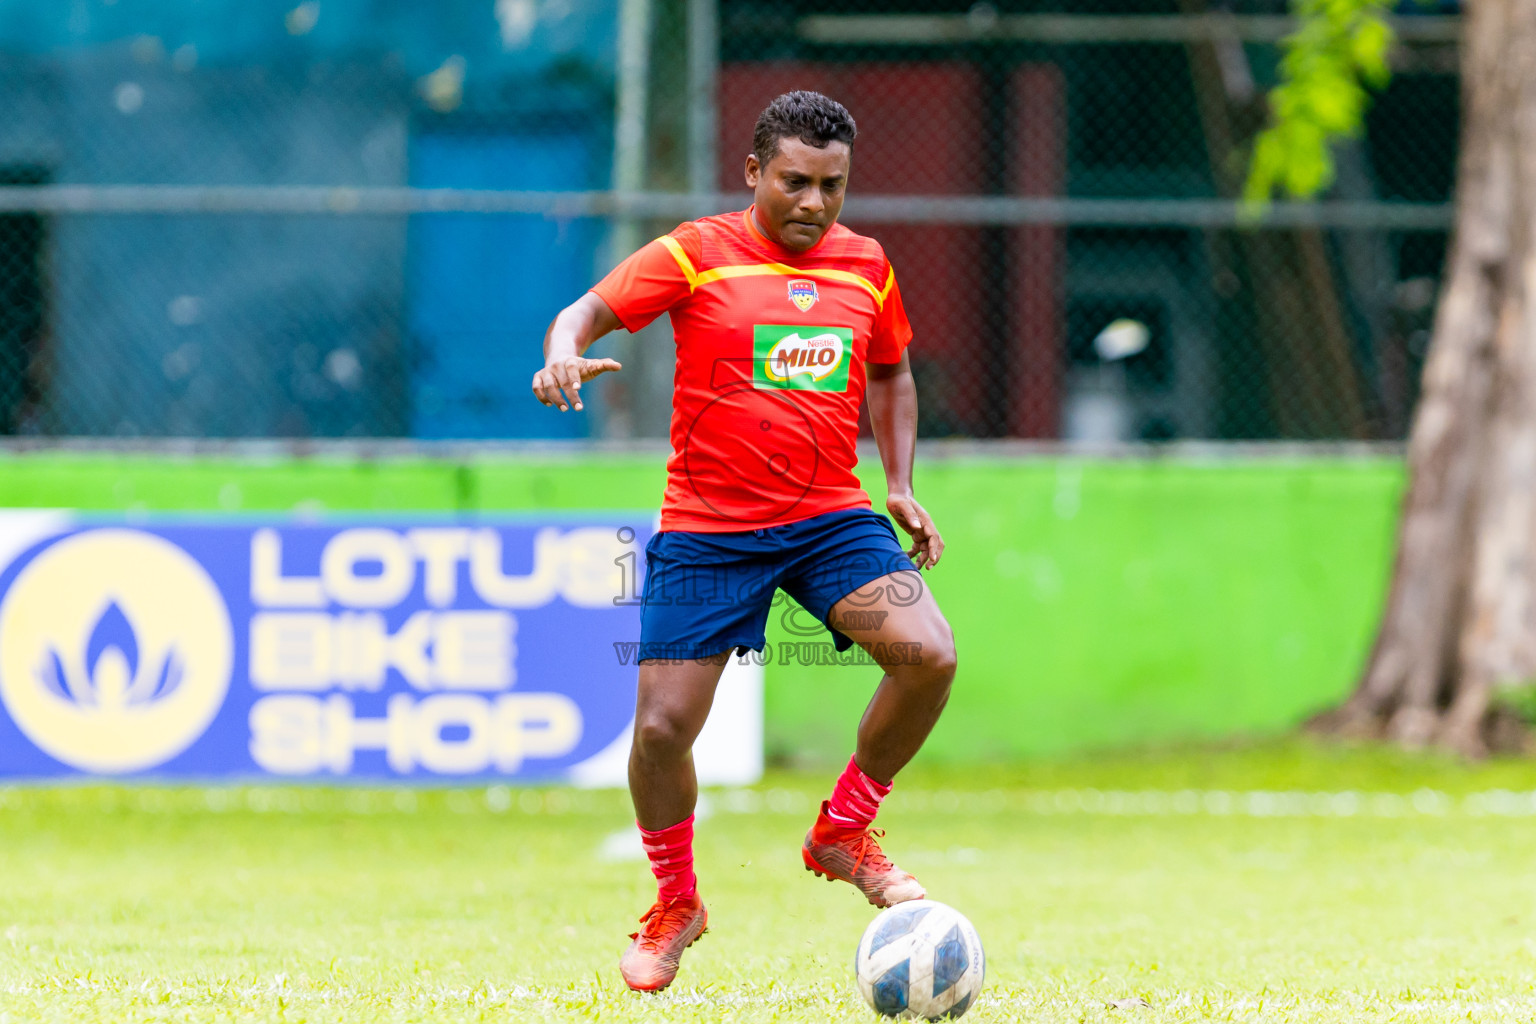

{"left": 6, "top": 741, "right": 1536, "bottom": 1022}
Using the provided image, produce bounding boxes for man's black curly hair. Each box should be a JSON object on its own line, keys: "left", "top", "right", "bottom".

{"left": 752, "top": 91, "right": 857, "bottom": 167}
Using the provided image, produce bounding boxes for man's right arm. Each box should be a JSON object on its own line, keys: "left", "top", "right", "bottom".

{"left": 531, "top": 227, "right": 698, "bottom": 413}
{"left": 532, "top": 293, "right": 624, "bottom": 412}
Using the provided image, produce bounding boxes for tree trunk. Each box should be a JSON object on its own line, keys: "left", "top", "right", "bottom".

{"left": 1317, "top": 0, "right": 1536, "bottom": 755}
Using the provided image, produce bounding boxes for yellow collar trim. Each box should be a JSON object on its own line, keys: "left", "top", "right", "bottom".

{"left": 693, "top": 262, "right": 885, "bottom": 308}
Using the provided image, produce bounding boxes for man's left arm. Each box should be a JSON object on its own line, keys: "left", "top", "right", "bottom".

{"left": 867, "top": 352, "right": 943, "bottom": 570}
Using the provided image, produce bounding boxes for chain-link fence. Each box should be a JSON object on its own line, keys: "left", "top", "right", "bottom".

{"left": 0, "top": 0, "right": 1459, "bottom": 441}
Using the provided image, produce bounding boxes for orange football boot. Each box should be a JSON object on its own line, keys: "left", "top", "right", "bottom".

{"left": 802, "top": 801, "right": 926, "bottom": 907}
{"left": 618, "top": 893, "right": 708, "bottom": 992}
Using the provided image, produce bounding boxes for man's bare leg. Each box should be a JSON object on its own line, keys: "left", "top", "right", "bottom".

{"left": 619, "top": 651, "right": 729, "bottom": 991}
{"left": 803, "top": 571, "right": 956, "bottom": 906}
{"left": 836, "top": 572, "right": 956, "bottom": 784}
{"left": 629, "top": 651, "right": 730, "bottom": 829}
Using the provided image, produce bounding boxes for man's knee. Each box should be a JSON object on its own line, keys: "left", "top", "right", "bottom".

{"left": 897, "top": 624, "right": 956, "bottom": 693}
{"left": 633, "top": 709, "right": 697, "bottom": 763}
{"left": 931, "top": 628, "right": 958, "bottom": 683}
{"left": 926, "top": 629, "right": 958, "bottom": 689}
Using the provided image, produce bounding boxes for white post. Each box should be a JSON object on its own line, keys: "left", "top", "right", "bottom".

{"left": 611, "top": 0, "right": 652, "bottom": 264}
{"left": 687, "top": 0, "right": 718, "bottom": 201}
{"left": 604, "top": 0, "right": 653, "bottom": 439}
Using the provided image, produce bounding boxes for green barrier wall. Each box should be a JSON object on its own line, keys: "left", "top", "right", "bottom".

{"left": 0, "top": 451, "right": 1403, "bottom": 764}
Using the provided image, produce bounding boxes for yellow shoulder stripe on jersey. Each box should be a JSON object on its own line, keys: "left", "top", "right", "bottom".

{"left": 880, "top": 266, "right": 896, "bottom": 303}
{"left": 693, "top": 262, "right": 885, "bottom": 307}
{"left": 657, "top": 234, "right": 699, "bottom": 291}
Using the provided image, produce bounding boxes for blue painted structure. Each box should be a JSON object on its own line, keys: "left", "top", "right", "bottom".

{"left": 0, "top": 0, "right": 616, "bottom": 87}
{"left": 409, "top": 129, "right": 606, "bottom": 439}
{"left": 0, "top": 0, "right": 616, "bottom": 438}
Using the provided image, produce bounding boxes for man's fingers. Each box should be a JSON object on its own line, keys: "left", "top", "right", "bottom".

{"left": 549, "top": 362, "right": 581, "bottom": 411}
{"left": 888, "top": 500, "right": 939, "bottom": 568}
{"left": 535, "top": 356, "right": 624, "bottom": 412}
{"left": 907, "top": 540, "right": 930, "bottom": 570}
{"left": 904, "top": 526, "right": 942, "bottom": 570}
{"left": 541, "top": 366, "right": 569, "bottom": 411}
{"left": 557, "top": 361, "right": 585, "bottom": 411}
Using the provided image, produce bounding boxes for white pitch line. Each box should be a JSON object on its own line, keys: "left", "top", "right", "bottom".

{"left": 11, "top": 785, "right": 1536, "bottom": 820}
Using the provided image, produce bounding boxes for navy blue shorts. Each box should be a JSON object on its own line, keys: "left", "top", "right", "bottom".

{"left": 639, "top": 507, "right": 915, "bottom": 661}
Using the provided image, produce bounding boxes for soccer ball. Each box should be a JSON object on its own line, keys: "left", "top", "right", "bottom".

{"left": 854, "top": 899, "right": 985, "bottom": 1020}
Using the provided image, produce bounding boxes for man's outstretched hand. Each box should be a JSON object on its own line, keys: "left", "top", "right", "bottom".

{"left": 531, "top": 356, "right": 622, "bottom": 412}
{"left": 887, "top": 493, "right": 944, "bottom": 570}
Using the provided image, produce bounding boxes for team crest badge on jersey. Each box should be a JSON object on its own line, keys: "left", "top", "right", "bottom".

{"left": 753, "top": 324, "right": 852, "bottom": 392}
{"left": 788, "top": 279, "right": 819, "bottom": 312}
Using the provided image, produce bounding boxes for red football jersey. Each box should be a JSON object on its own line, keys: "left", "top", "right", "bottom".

{"left": 591, "top": 207, "right": 913, "bottom": 532}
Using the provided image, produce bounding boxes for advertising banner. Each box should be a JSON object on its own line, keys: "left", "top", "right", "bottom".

{"left": 0, "top": 512, "right": 763, "bottom": 785}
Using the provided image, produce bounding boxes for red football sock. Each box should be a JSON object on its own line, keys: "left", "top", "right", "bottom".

{"left": 825, "top": 755, "right": 892, "bottom": 828}
{"left": 639, "top": 815, "right": 697, "bottom": 903}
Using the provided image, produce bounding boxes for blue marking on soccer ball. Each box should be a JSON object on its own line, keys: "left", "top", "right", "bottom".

{"left": 930, "top": 923, "right": 970, "bottom": 997}
{"left": 870, "top": 904, "right": 932, "bottom": 955}
{"left": 870, "top": 958, "right": 910, "bottom": 1015}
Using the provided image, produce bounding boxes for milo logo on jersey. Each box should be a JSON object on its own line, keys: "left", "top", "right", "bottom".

{"left": 754, "top": 325, "right": 853, "bottom": 392}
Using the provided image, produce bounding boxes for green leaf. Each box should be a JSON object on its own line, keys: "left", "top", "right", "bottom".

{"left": 1243, "top": 0, "right": 1397, "bottom": 203}
{"left": 1351, "top": 17, "right": 1393, "bottom": 87}
{"left": 1302, "top": 78, "right": 1361, "bottom": 134}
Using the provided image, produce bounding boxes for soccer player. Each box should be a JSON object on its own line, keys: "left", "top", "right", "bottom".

{"left": 531, "top": 91, "right": 957, "bottom": 992}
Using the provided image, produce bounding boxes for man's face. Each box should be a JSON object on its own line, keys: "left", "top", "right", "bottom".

{"left": 745, "top": 136, "right": 851, "bottom": 252}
